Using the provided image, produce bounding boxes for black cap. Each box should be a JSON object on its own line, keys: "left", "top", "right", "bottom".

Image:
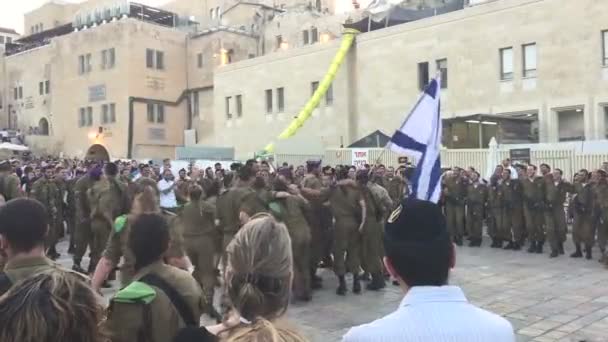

{"left": 384, "top": 198, "right": 449, "bottom": 250}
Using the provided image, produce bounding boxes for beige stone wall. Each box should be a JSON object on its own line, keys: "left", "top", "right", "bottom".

{"left": 207, "top": 39, "right": 351, "bottom": 159}
{"left": 208, "top": 0, "right": 608, "bottom": 159}
{"left": 24, "top": 2, "right": 79, "bottom": 35}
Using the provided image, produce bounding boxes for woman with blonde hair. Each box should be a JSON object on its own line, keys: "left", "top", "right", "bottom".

{"left": 222, "top": 213, "right": 308, "bottom": 342}
{"left": 0, "top": 270, "right": 106, "bottom": 342}
{"left": 92, "top": 185, "right": 190, "bottom": 291}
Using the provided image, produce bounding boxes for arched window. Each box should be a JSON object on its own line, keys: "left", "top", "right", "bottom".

{"left": 38, "top": 118, "right": 49, "bottom": 136}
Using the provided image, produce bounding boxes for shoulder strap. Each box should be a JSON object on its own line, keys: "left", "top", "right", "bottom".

{"left": 139, "top": 273, "right": 197, "bottom": 326}
{"left": 0, "top": 272, "right": 13, "bottom": 295}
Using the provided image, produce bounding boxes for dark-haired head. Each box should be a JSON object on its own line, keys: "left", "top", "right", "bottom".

{"left": 128, "top": 213, "right": 170, "bottom": 271}
{"left": 384, "top": 199, "right": 453, "bottom": 288}
{"left": 0, "top": 198, "right": 48, "bottom": 256}
{"left": 104, "top": 162, "right": 118, "bottom": 177}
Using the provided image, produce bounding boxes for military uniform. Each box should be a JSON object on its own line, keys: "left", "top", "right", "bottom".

{"left": 500, "top": 179, "right": 525, "bottom": 249}
{"left": 31, "top": 177, "right": 58, "bottom": 250}
{"left": 487, "top": 181, "right": 503, "bottom": 246}
{"left": 572, "top": 182, "right": 594, "bottom": 258}
{"left": 51, "top": 177, "right": 68, "bottom": 254}
{"left": 88, "top": 177, "right": 129, "bottom": 272}
{"left": 216, "top": 188, "right": 237, "bottom": 253}
{"left": 0, "top": 172, "right": 22, "bottom": 201}
{"left": 466, "top": 181, "right": 487, "bottom": 246}
{"left": 104, "top": 211, "right": 185, "bottom": 286}
{"left": 301, "top": 174, "right": 327, "bottom": 286}
{"left": 276, "top": 194, "right": 313, "bottom": 300}
{"left": 360, "top": 185, "right": 386, "bottom": 290}
{"left": 522, "top": 177, "right": 546, "bottom": 252}
{"left": 106, "top": 261, "right": 204, "bottom": 342}
{"left": 175, "top": 177, "right": 191, "bottom": 206}
{"left": 180, "top": 197, "right": 218, "bottom": 311}
{"left": 65, "top": 177, "right": 78, "bottom": 253}
{"left": 0, "top": 256, "right": 64, "bottom": 296}
{"left": 386, "top": 175, "right": 407, "bottom": 204}
{"left": 592, "top": 181, "right": 608, "bottom": 262}
{"left": 443, "top": 177, "right": 467, "bottom": 244}
{"left": 544, "top": 179, "right": 573, "bottom": 256}
{"left": 73, "top": 174, "right": 94, "bottom": 270}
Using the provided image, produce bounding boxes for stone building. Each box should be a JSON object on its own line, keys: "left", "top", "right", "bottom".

{"left": 1, "top": 0, "right": 607, "bottom": 160}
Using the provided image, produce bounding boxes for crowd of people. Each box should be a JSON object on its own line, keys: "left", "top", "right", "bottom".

{"left": 0, "top": 153, "right": 606, "bottom": 341}
{"left": 443, "top": 159, "right": 608, "bottom": 261}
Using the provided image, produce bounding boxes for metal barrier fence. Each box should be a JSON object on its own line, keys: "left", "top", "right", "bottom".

{"left": 273, "top": 148, "right": 608, "bottom": 181}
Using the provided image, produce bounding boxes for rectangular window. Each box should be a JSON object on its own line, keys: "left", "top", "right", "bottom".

{"left": 85, "top": 53, "right": 92, "bottom": 72}
{"left": 108, "top": 48, "right": 115, "bottom": 69}
{"left": 311, "top": 27, "right": 318, "bottom": 43}
{"left": 101, "top": 50, "right": 107, "bottom": 69}
{"left": 603, "top": 30, "right": 608, "bottom": 66}
{"left": 277, "top": 88, "right": 284, "bottom": 112}
{"left": 418, "top": 62, "right": 429, "bottom": 90}
{"left": 0, "top": 36, "right": 4, "bottom": 44}
{"left": 302, "top": 30, "right": 309, "bottom": 45}
{"left": 326, "top": 83, "right": 333, "bottom": 106}
{"left": 45, "top": 80, "right": 50, "bottom": 94}
{"left": 436, "top": 58, "right": 448, "bottom": 89}
{"left": 110, "top": 103, "right": 116, "bottom": 123}
{"left": 276, "top": 35, "right": 282, "bottom": 49}
{"left": 13, "top": 87, "right": 17, "bottom": 100}
{"left": 265, "top": 89, "right": 273, "bottom": 114}
{"left": 197, "top": 53, "right": 203, "bottom": 68}
{"left": 523, "top": 43, "right": 537, "bottom": 78}
{"left": 156, "top": 104, "right": 165, "bottom": 123}
{"left": 6, "top": 37, "right": 11, "bottom": 44}
{"left": 79, "top": 108, "right": 85, "bottom": 127}
{"left": 78, "top": 55, "right": 85, "bottom": 74}
{"left": 146, "top": 49, "right": 154, "bottom": 68}
{"left": 225, "top": 96, "right": 232, "bottom": 119}
{"left": 156, "top": 51, "right": 164, "bottom": 70}
{"left": 236, "top": 95, "right": 242, "bottom": 117}
{"left": 192, "top": 91, "right": 200, "bottom": 116}
{"left": 18, "top": 87, "right": 22, "bottom": 99}
{"left": 147, "top": 103, "right": 155, "bottom": 122}
{"left": 39, "top": 82, "right": 44, "bottom": 95}
{"left": 101, "top": 104, "right": 109, "bottom": 124}
{"left": 311, "top": 81, "right": 319, "bottom": 95}
{"left": 500, "top": 47, "right": 514, "bottom": 80}
{"left": 86, "top": 106, "right": 93, "bottom": 126}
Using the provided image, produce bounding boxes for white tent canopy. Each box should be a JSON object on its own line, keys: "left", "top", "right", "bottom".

{"left": 0, "top": 143, "right": 29, "bottom": 151}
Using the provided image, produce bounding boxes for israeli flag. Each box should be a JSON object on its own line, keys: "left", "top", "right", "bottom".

{"left": 387, "top": 77, "right": 442, "bottom": 203}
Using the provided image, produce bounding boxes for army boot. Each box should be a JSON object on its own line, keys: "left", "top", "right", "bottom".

{"left": 527, "top": 241, "right": 537, "bottom": 253}
{"left": 570, "top": 244, "right": 583, "bottom": 258}
{"left": 558, "top": 243, "right": 565, "bottom": 255}
{"left": 585, "top": 246, "right": 593, "bottom": 260}
{"left": 352, "top": 275, "right": 362, "bottom": 294}
{"left": 366, "top": 273, "right": 386, "bottom": 291}
{"left": 336, "top": 276, "right": 347, "bottom": 296}
{"left": 535, "top": 241, "right": 544, "bottom": 254}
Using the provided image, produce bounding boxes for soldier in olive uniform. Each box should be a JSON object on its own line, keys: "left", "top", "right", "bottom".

{"left": 500, "top": 169, "right": 524, "bottom": 250}
{"left": 571, "top": 169, "right": 594, "bottom": 260}
{"left": 487, "top": 165, "right": 504, "bottom": 247}
{"left": 30, "top": 166, "right": 58, "bottom": 259}
{"left": 65, "top": 171, "right": 80, "bottom": 254}
{"left": 522, "top": 165, "right": 546, "bottom": 253}
{"left": 592, "top": 170, "right": 608, "bottom": 263}
{"left": 272, "top": 171, "right": 313, "bottom": 301}
{"left": 386, "top": 168, "right": 408, "bottom": 205}
{"left": 443, "top": 169, "right": 467, "bottom": 245}
{"left": 106, "top": 213, "right": 205, "bottom": 342}
{"left": 50, "top": 166, "right": 68, "bottom": 259}
{"left": 0, "top": 199, "right": 78, "bottom": 296}
{"left": 175, "top": 168, "right": 191, "bottom": 206}
{"left": 180, "top": 184, "right": 220, "bottom": 318}
{"left": 87, "top": 163, "right": 129, "bottom": 274}
{"left": 544, "top": 168, "right": 573, "bottom": 258}
{"left": 0, "top": 161, "right": 23, "bottom": 202}
{"left": 73, "top": 165, "right": 97, "bottom": 273}
{"left": 357, "top": 170, "right": 386, "bottom": 291}
{"left": 466, "top": 171, "right": 487, "bottom": 247}
{"left": 300, "top": 160, "right": 326, "bottom": 289}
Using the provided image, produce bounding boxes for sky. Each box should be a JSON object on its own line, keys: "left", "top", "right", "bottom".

{"left": 0, "top": 0, "right": 364, "bottom": 34}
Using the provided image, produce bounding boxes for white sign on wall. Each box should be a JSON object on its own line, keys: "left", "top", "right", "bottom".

{"left": 352, "top": 149, "right": 369, "bottom": 168}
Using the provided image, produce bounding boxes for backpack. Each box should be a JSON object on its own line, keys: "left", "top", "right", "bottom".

{"left": 111, "top": 273, "right": 197, "bottom": 342}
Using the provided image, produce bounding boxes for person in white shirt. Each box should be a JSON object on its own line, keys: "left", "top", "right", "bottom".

{"left": 502, "top": 158, "right": 518, "bottom": 180}
{"left": 343, "top": 199, "right": 515, "bottom": 342}
{"left": 157, "top": 169, "right": 178, "bottom": 212}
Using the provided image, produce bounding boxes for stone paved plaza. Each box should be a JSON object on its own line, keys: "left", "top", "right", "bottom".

{"left": 57, "top": 236, "right": 608, "bottom": 342}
